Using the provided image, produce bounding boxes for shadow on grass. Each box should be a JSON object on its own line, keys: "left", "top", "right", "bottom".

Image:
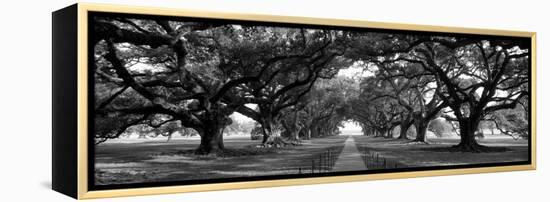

{"left": 158, "top": 147, "right": 280, "bottom": 160}
{"left": 417, "top": 145, "right": 511, "bottom": 153}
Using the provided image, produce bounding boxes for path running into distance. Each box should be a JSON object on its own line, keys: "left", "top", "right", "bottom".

{"left": 332, "top": 136, "right": 367, "bottom": 172}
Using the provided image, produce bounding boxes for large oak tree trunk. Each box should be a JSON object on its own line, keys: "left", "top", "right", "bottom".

{"left": 260, "top": 115, "right": 279, "bottom": 145}
{"left": 259, "top": 117, "right": 293, "bottom": 147}
{"left": 452, "top": 118, "right": 487, "bottom": 152}
{"left": 287, "top": 116, "right": 301, "bottom": 141}
{"left": 309, "top": 125, "right": 318, "bottom": 139}
{"left": 195, "top": 126, "right": 224, "bottom": 155}
{"left": 261, "top": 121, "right": 271, "bottom": 145}
{"left": 413, "top": 120, "right": 428, "bottom": 142}
{"left": 385, "top": 128, "right": 393, "bottom": 138}
{"left": 195, "top": 110, "right": 227, "bottom": 154}
{"left": 291, "top": 131, "right": 300, "bottom": 141}
{"left": 362, "top": 129, "right": 369, "bottom": 136}
{"left": 217, "top": 127, "right": 225, "bottom": 149}
{"left": 380, "top": 129, "right": 388, "bottom": 138}
{"left": 398, "top": 120, "right": 412, "bottom": 139}
{"left": 305, "top": 129, "right": 311, "bottom": 139}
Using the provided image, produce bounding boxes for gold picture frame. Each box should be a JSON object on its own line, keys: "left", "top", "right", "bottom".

{"left": 52, "top": 3, "right": 536, "bottom": 199}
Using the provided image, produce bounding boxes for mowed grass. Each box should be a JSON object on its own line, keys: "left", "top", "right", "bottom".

{"left": 95, "top": 135, "right": 347, "bottom": 185}
{"left": 353, "top": 136, "right": 529, "bottom": 168}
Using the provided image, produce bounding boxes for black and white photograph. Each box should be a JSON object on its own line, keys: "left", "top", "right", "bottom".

{"left": 90, "top": 11, "right": 531, "bottom": 188}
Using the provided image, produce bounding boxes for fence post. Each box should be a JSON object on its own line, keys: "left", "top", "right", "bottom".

{"left": 330, "top": 150, "right": 334, "bottom": 170}
{"left": 326, "top": 151, "right": 328, "bottom": 171}
{"left": 364, "top": 150, "right": 368, "bottom": 168}
{"left": 319, "top": 153, "right": 323, "bottom": 173}
{"left": 326, "top": 151, "right": 329, "bottom": 171}
{"left": 323, "top": 152, "right": 328, "bottom": 171}
{"left": 328, "top": 150, "right": 331, "bottom": 170}
{"left": 312, "top": 160, "right": 315, "bottom": 174}
{"left": 324, "top": 152, "right": 327, "bottom": 171}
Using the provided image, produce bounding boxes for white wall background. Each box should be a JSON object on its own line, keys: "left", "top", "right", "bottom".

{"left": 0, "top": 0, "right": 547, "bottom": 201}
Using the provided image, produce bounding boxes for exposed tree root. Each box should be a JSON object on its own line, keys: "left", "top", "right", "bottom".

{"left": 194, "top": 147, "right": 224, "bottom": 155}
{"left": 258, "top": 136, "right": 302, "bottom": 148}
{"left": 448, "top": 143, "right": 509, "bottom": 153}
{"left": 170, "top": 147, "right": 278, "bottom": 159}
{"left": 406, "top": 140, "right": 430, "bottom": 145}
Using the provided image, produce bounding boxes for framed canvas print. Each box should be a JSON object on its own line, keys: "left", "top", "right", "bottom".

{"left": 52, "top": 3, "right": 536, "bottom": 199}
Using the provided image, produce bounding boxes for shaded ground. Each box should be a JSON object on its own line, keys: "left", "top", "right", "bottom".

{"left": 95, "top": 135, "right": 347, "bottom": 185}
{"left": 354, "top": 136, "right": 529, "bottom": 168}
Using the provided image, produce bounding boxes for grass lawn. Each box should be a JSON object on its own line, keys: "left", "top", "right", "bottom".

{"left": 353, "top": 136, "right": 529, "bottom": 169}
{"left": 95, "top": 135, "right": 347, "bottom": 185}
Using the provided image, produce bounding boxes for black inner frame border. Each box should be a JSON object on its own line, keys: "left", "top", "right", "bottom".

{"left": 87, "top": 11, "right": 533, "bottom": 191}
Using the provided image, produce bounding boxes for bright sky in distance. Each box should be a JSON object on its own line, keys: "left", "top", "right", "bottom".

{"left": 337, "top": 61, "right": 374, "bottom": 78}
